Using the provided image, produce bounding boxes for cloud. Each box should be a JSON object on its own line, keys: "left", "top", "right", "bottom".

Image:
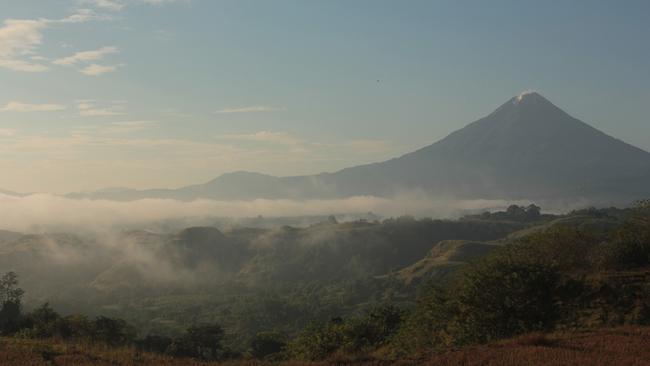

{"left": 79, "top": 0, "right": 126, "bottom": 12}
{"left": 0, "top": 19, "right": 49, "bottom": 72}
{"left": 214, "top": 106, "right": 287, "bottom": 114}
{"left": 0, "top": 59, "right": 49, "bottom": 72}
{"left": 76, "top": 100, "right": 126, "bottom": 116}
{"left": 100, "top": 121, "right": 157, "bottom": 134}
{"left": 59, "top": 8, "right": 111, "bottom": 24}
{"left": 80, "top": 0, "right": 190, "bottom": 12}
{"left": 54, "top": 46, "right": 119, "bottom": 66}
{"left": 72, "top": 121, "right": 156, "bottom": 136}
{"left": 0, "top": 9, "right": 107, "bottom": 72}
{"left": 80, "top": 63, "right": 121, "bottom": 75}
{"left": 0, "top": 101, "right": 66, "bottom": 112}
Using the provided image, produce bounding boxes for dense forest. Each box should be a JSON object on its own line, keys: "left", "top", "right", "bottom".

{"left": 0, "top": 203, "right": 648, "bottom": 364}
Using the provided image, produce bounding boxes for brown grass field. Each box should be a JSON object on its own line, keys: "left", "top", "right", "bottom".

{"left": 422, "top": 326, "right": 650, "bottom": 366}
{"left": 1, "top": 326, "right": 649, "bottom": 365}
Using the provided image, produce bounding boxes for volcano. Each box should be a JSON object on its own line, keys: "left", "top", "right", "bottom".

{"left": 68, "top": 92, "right": 650, "bottom": 204}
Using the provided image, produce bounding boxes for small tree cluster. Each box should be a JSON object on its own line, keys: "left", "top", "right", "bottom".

{"left": 287, "top": 305, "right": 405, "bottom": 361}
{"left": 0, "top": 272, "right": 24, "bottom": 334}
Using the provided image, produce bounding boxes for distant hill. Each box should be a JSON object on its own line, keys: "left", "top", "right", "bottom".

{"left": 68, "top": 92, "right": 650, "bottom": 203}
{"left": 0, "top": 189, "right": 26, "bottom": 197}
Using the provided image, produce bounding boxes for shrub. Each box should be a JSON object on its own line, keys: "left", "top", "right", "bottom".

{"left": 250, "top": 331, "right": 286, "bottom": 359}
{"left": 90, "top": 316, "right": 136, "bottom": 346}
{"left": 452, "top": 245, "right": 561, "bottom": 344}
{"left": 168, "top": 324, "right": 226, "bottom": 361}
{"left": 136, "top": 334, "right": 174, "bottom": 354}
{"left": 390, "top": 285, "right": 453, "bottom": 356}
{"left": 600, "top": 221, "right": 650, "bottom": 269}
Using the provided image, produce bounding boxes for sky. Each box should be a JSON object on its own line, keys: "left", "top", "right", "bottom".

{"left": 1, "top": 0, "right": 649, "bottom": 194}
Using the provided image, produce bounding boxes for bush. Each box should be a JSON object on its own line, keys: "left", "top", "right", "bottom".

{"left": 136, "top": 334, "right": 173, "bottom": 354}
{"left": 390, "top": 286, "right": 453, "bottom": 355}
{"left": 0, "top": 301, "right": 22, "bottom": 335}
{"left": 453, "top": 245, "right": 561, "bottom": 343}
{"left": 343, "top": 305, "right": 404, "bottom": 353}
{"left": 90, "top": 316, "right": 136, "bottom": 346}
{"left": 600, "top": 221, "right": 650, "bottom": 269}
{"left": 288, "top": 305, "right": 405, "bottom": 361}
{"left": 168, "top": 324, "right": 227, "bottom": 361}
{"left": 287, "top": 320, "right": 347, "bottom": 361}
{"left": 250, "top": 331, "right": 286, "bottom": 359}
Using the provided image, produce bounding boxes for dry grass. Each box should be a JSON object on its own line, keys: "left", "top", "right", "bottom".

{"left": 1, "top": 326, "right": 649, "bottom": 365}
{"left": 425, "top": 326, "right": 650, "bottom": 366}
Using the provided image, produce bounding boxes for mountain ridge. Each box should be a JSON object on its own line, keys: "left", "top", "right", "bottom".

{"left": 65, "top": 93, "right": 650, "bottom": 203}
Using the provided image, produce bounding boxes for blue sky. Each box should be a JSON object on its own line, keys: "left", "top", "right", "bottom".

{"left": 1, "top": 0, "right": 649, "bottom": 193}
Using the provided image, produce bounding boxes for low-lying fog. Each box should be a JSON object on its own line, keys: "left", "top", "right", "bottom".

{"left": 0, "top": 192, "right": 536, "bottom": 233}
{"left": 0, "top": 192, "right": 595, "bottom": 233}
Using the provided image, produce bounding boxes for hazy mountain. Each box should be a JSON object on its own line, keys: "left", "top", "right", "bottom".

{"left": 0, "top": 189, "right": 26, "bottom": 197}
{"left": 68, "top": 93, "right": 650, "bottom": 203}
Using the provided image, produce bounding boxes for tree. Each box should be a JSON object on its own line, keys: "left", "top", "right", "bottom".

{"left": 601, "top": 220, "right": 650, "bottom": 269}
{"left": 525, "top": 204, "right": 541, "bottom": 220}
{"left": 0, "top": 272, "right": 24, "bottom": 334}
{"left": 250, "top": 331, "right": 286, "bottom": 359}
{"left": 0, "top": 272, "right": 24, "bottom": 305}
{"left": 390, "top": 286, "right": 453, "bottom": 355}
{"left": 169, "top": 324, "right": 226, "bottom": 361}
{"left": 91, "top": 316, "right": 136, "bottom": 346}
{"left": 345, "top": 305, "right": 404, "bottom": 352}
{"left": 136, "top": 334, "right": 173, "bottom": 354}
{"left": 23, "top": 303, "right": 61, "bottom": 338}
{"left": 453, "top": 245, "right": 561, "bottom": 343}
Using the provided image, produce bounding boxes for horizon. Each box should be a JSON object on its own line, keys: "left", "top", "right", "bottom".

{"left": 2, "top": 1, "right": 650, "bottom": 193}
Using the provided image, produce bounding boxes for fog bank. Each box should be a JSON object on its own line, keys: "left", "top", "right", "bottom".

{"left": 0, "top": 192, "right": 539, "bottom": 232}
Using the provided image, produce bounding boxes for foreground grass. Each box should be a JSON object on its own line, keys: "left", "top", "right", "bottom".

{"left": 1, "top": 326, "right": 649, "bottom": 365}
{"left": 424, "top": 326, "right": 650, "bottom": 366}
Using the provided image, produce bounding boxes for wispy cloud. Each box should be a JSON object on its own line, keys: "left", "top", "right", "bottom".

{"left": 54, "top": 46, "right": 119, "bottom": 66}
{"left": 76, "top": 100, "right": 126, "bottom": 116}
{"left": 80, "top": 63, "right": 121, "bottom": 76}
{"left": 0, "top": 19, "right": 49, "bottom": 72}
{"left": 105, "top": 121, "right": 157, "bottom": 134}
{"left": 80, "top": 0, "right": 190, "bottom": 12}
{"left": 58, "top": 8, "right": 110, "bottom": 24}
{"left": 0, "top": 9, "right": 108, "bottom": 72}
{"left": 79, "top": 0, "right": 126, "bottom": 12}
{"left": 214, "top": 106, "right": 287, "bottom": 114}
{"left": 73, "top": 120, "right": 157, "bottom": 135}
{"left": 0, "top": 101, "right": 66, "bottom": 112}
{"left": 0, "top": 59, "right": 49, "bottom": 72}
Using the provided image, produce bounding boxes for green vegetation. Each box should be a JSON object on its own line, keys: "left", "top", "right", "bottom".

{"left": 1, "top": 204, "right": 649, "bottom": 363}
